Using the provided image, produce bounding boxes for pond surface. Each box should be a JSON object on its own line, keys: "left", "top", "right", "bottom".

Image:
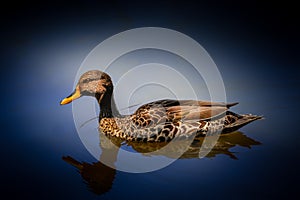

{"left": 1, "top": 20, "right": 299, "bottom": 200}
{"left": 2, "top": 62, "right": 299, "bottom": 200}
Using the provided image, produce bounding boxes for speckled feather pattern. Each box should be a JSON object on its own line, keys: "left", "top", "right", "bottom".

{"left": 99, "top": 100, "right": 261, "bottom": 142}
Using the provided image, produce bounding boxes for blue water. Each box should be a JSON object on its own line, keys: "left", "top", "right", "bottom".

{"left": 1, "top": 2, "right": 299, "bottom": 199}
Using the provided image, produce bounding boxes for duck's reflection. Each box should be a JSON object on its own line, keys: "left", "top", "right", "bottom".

{"left": 62, "top": 136, "right": 121, "bottom": 195}
{"left": 63, "top": 131, "right": 260, "bottom": 195}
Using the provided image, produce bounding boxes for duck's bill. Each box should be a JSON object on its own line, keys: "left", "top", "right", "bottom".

{"left": 60, "top": 87, "right": 81, "bottom": 105}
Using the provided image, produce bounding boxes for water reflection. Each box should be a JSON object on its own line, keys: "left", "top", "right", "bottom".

{"left": 63, "top": 132, "right": 260, "bottom": 195}
{"left": 130, "top": 131, "right": 261, "bottom": 159}
{"left": 63, "top": 156, "right": 116, "bottom": 195}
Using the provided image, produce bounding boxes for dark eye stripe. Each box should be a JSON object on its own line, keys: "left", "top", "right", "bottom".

{"left": 82, "top": 78, "right": 100, "bottom": 83}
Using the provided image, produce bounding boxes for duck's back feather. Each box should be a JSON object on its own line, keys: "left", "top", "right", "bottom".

{"left": 131, "top": 99, "right": 238, "bottom": 128}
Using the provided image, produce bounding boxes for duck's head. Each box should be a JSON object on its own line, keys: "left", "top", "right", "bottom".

{"left": 60, "top": 70, "right": 113, "bottom": 105}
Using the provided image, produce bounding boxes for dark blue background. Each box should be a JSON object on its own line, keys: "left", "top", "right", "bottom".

{"left": 1, "top": 1, "right": 299, "bottom": 199}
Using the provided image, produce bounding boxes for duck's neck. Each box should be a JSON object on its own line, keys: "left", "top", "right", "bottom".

{"left": 98, "top": 90, "right": 122, "bottom": 120}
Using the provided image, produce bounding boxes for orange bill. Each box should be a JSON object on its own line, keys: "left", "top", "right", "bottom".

{"left": 60, "top": 86, "right": 81, "bottom": 105}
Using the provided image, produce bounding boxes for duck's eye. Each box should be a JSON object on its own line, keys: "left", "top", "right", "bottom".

{"left": 82, "top": 78, "right": 91, "bottom": 83}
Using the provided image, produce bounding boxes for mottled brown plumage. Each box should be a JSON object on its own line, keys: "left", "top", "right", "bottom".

{"left": 60, "top": 70, "right": 262, "bottom": 142}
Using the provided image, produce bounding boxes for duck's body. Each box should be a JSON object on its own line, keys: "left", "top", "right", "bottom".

{"left": 60, "top": 70, "right": 262, "bottom": 142}
{"left": 99, "top": 99, "right": 261, "bottom": 142}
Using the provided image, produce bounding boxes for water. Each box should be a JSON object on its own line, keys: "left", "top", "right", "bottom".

{"left": 1, "top": 3, "right": 299, "bottom": 199}
{"left": 2, "top": 46, "right": 298, "bottom": 199}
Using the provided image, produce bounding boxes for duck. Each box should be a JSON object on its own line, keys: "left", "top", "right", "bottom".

{"left": 60, "top": 70, "right": 262, "bottom": 142}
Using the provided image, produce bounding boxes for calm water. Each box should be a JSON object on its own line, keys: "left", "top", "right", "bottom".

{"left": 2, "top": 48, "right": 299, "bottom": 199}
{"left": 1, "top": 3, "right": 299, "bottom": 199}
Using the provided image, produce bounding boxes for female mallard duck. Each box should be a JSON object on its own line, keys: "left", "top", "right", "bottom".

{"left": 60, "top": 70, "right": 261, "bottom": 142}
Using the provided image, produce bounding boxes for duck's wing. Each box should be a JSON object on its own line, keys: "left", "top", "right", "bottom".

{"left": 130, "top": 99, "right": 238, "bottom": 127}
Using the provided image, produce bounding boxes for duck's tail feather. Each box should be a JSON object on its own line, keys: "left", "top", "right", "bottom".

{"left": 226, "top": 102, "right": 239, "bottom": 108}
{"left": 222, "top": 112, "right": 263, "bottom": 134}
